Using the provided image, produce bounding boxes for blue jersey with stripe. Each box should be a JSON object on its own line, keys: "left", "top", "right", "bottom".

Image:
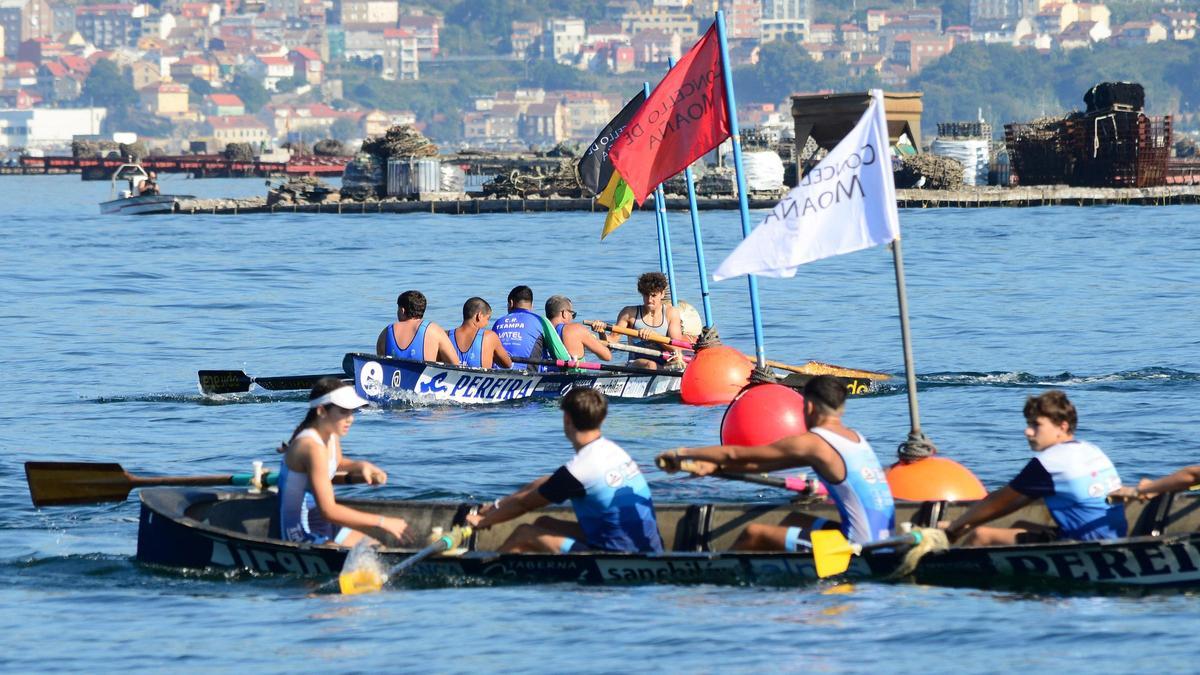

{"left": 812, "top": 427, "right": 895, "bottom": 544}
{"left": 1009, "top": 440, "right": 1126, "bottom": 541}
{"left": 491, "top": 309, "right": 542, "bottom": 363}
{"left": 538, "top": 437, "right": 664, "bottom": 553}
{"left": 384, "top": 321, "right": 428, "bottom": 360}
{"left": 451, "top": 327, "right": 485, "bottom": 367}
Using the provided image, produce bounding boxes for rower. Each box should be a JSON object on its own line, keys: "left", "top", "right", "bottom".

{"left": 450, "top": 296, "right": 512, "bottom": 369}
{"left": 490, "top": 285, "right": 543, "bottom": 367}
{"left": 605, "top": 272, "right": 684, "bottom": 370}
{"left": 544, "top": 294, "right": 611, "bottom": 364}
{"left": 467, "top": 388, "right": 664, "bottom": 554}
{"left": 657, "top": 375, "right": 895, "bottom": 550}
{"left": 944, "top": 390, "right": 1126, "bottom": 546}
{"left": 278, "top": 377, "right": 408, "bottom": 546}
{"left": 1112, "top": 465, "right": 1200, "bottom": 502}
{"left": 375, "top": 289, "right": 459, "bottom": 364}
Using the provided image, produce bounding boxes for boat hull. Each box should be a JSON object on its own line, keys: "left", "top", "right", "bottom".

{"left": 100, "top": 194, "right": 192, "bottom": 215}
{"left": 346, "top": 352, "right": 681, "bottom": 405}
{"left": 135, "top": 487, "right": 1200, "bottom": 591}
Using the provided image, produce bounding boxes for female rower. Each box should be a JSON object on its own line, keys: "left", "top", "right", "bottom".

{"left": 278, "top": 377, "right": 408, "bottom": 547}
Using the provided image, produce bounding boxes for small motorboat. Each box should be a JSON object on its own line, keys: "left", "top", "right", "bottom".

{"left": 99, "top": 163, "right": 193, "bottom": 215}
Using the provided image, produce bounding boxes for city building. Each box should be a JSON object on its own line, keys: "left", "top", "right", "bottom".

{"left": 718, "top": 0, "right": 760, "bottom": 40}
{"left": 761, "top": 0, "right": 810, "bottom": 43}
{"left": 206, "top": 113, "right": 270, "bottom": 145}
{"left": 75, "top": 4, "right": 144, "bottom": 50}
{"left": 398, "top": 13, "right": 440, "bottom": 58}
{"left": 545, "top": 17, "right": 586, "bottom": 65}
{"left": 339, "top": 0, "right": 397, "bottom": 28}
{"left": 287, "top": 46, "right": 322, "bottom": 85}
{"left": 0, "top": 0, "right": 51, "bottom": 59}
{"left": 382, "top": 27, "right": 418, "bottom": 81}
{"left": 510, "top": 20, "right": 542, "bottom": 57}
{"left": 204, "top": 92, "right": 245, "bottom": 116}
{"left": 0, "top": 106, "right": 105, "bottom": 148}
{"left": 620, "top": 6, "right": 697, "bottom": 40}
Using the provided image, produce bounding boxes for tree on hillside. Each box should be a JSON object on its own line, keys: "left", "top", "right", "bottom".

{"left": 230, "top": 73, "right": 269, "bottom": 113}
{"left": 82, "top": 60, "right": 139, "bottom": 110}
{"left": 736, "top": 38, "right": 873, "bottom": 104}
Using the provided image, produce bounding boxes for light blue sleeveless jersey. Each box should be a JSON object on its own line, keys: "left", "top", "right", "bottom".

{"left": 812, "top": 427, "right": 895, "bottom": 544}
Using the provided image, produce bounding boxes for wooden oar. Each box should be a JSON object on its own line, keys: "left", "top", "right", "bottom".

{"left": 608, "top": 342, "right": 693, "bottom": 363}
{"left": 338, "top": 525, "right": 473, "bottom": 595}
{"left": 511, "top": 356, "right": 682, "bottom": 377}
{"left": 591, "top": 322, "right": 891, "bottom": 381}
{"left": 198, "top": 369, "right": 348, "bottom": 395}
{"left": 24, "top": 461, "right": 357, "bottom": 507}
{"left": 810, "top": 529, "right": 927, "bottom": 578}
{"left": 656, "top": 457, "right": 827, "bottom": 496}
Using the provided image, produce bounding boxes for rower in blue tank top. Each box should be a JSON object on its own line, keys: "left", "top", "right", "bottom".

{"left": 490, "top": 286, "right": 545, "bottom": 367}
{"left": 467, "top": 388, "right": 663, "bottom": 553}
{"left": 946, "top": 390, "right": 1126, "bottom": 546}
{"left": 657, "top": 375, "right": 895, "bottom": 549}
{"left": 449, "top": 296, "right": 512, "bottom": 369}
{"left": 375, "top": 289, "right": 460, "bottom": 363}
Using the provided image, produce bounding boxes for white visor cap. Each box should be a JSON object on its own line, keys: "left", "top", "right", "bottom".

{"left": 309, "top": 384, "right": 370, "bottom": 410}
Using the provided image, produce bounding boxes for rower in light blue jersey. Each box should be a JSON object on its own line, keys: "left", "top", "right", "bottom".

{"left": 449, "top": 296, "right": 511, "bottom": 369}
{"left": 657, "top": 375, "right": 895, "bottom": 549}
{"left": 946, "top": 390, "right": 1126, "bottom": 546}
{"left": 375, "top": 289, "right": 459, "bottom": 363}
{"left": 467, "top": 388, "right": 663, "bottom": 554}
{"left": 491, "top": 285, "right": 545, "bottom": 367}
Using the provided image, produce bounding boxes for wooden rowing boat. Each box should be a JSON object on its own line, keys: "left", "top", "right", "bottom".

{"left": 345, "top": 352, "right": 682, "bottom": 404}
{"left": 136, "top": 487, "right": 1200, "bottom": 590}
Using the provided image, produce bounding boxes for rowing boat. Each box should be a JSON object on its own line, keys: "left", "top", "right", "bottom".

{"left": 345, "top": 352, "right": 682, "bottom": 405}
{"left": 136, "top": 487, "right": 1200, "bottom": 590}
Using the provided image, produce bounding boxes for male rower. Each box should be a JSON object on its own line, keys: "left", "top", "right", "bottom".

{"left": 656, "top": 375, "right": 894, "bottom": 550}
{"left": 943, "top": 390, "right": 1126, "bottom": 546}
{"left": 375, "top": 289, "right": 459, "bottom": 364}
{"left": 450, "top": 296, "right": 512, "bottom": 369}
{"left": 467, "top": 388, "right": 663, "bottom": 554}
{"left": 544, "top": 294, "right": 612, "bottom": 363}
{"left": 602, "top": 272, "right": 684, "bottom": 370}
{"left": 491, "top": 285, "right": 544, "bottom": 366}
{"left": 1111, "top": 465, "right": 1200, "bottom": 501}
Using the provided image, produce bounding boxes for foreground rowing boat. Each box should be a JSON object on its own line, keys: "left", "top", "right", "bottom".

{"left": 346, "top": 353, "right": 682, "bottom": 404}
{"left": 136, "top": 487, "right": 1200, "bottom": 590}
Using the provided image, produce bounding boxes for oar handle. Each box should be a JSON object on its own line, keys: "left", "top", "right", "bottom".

{"left": 510, "top": 356, "right": 680, "bottom": 378}
{"left": 590, "top": 321, "right": 694, "bottom": 349}
{"left": 658, "top": 456, "right": 826, "bottom": 496}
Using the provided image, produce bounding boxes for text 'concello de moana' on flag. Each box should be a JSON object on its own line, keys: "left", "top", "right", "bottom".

{"left": 608, "top": 24, "right": 731, "bottom": 205}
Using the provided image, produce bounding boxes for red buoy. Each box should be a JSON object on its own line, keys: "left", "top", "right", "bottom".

{"left": 720, "top": 384, "right": 807, "bottom": 445}
{"left": 681, "top": 345, "right": 754, "bottom": 405}
{"left": 886, "top": 456, "right": 987, "bottom": 501}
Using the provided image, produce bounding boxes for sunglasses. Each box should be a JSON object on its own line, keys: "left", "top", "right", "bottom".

{"left": 564, "top": 309, "right": 577, "bottom": 318}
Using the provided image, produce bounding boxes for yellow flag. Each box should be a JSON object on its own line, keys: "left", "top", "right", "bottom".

{"left": 596, "top": 170, "right": 635, "bottom": 239}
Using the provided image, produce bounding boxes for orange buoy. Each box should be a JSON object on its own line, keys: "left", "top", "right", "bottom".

{"left": 681, "top": 345, "right": 754, "bottom": 405}
{"left": 720, "top": 383, "right": 806, "bottom": 445}
{"left": 886, "top": 456, "right": 987, "bottom": 501}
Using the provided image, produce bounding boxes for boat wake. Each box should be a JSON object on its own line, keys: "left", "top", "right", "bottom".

{"left": 869, "top": 366, "right": 1200, "bottom": 396}
{"left": 90, "top": 392, "right": 307, "bottom": 405}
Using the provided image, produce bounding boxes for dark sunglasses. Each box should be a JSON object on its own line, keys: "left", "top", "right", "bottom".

{"left": 565, "top": 309, "right": 578, "bottom": 319}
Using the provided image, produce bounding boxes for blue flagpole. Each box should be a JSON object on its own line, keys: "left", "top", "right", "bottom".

{"left": 669, "top": 56, "right": 713, "bottom": 327}
{"left": 644, "top": 81, "right": 678, "bottom": 304}
{"left": 714, "top": 10, "right": 766, "bottom": 368}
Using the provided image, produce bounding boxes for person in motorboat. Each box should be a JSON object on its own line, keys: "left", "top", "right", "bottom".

{"left": 593, "top": 272, "right": 684, "bottom": 370}
{"left": 543, "top": 294, "right": 612, "bottom": 364}
{"left": 375, "top": 289, "right": 459, "bottom": 363}
{"left": 138, "top": 171, "right": 160, "bottom": 196}
{"left": 450, "top": 296, "right": 512, "bottom": 369}
{"left": 467, "top": 388, "right": 663, "bottom": 554}
{"left": 1111, "top": 465, "right": 1200, "bottom": 502}
{"left": 657, "top": 375, "right": 894, "bottom": 551}
{"left": 491, "top": 285, "right": 544, "bottom": 367}
{"left": 278, "top": 377, "right": 408, "bottom": 546}
{"left": 943, "top": 390, "right": 1126, "bottom": 546}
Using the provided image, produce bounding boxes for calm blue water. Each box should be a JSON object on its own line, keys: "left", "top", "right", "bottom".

{"left": 2, "top": 175, "right": 1199, "bottom": 672}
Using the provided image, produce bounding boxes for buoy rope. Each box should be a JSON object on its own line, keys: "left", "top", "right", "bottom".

{"left": 896, "top": 430, "right": 940, "bottom": 461}
{"left": 748, "top": 365, "right": 779, "bottom": 385}
{"left": 693, "top": 325, "right": 722, "bottom": 350}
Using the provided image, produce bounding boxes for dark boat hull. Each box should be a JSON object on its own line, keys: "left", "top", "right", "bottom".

{"left": 136, "top": 487, "right": 1200, "bottom": 591}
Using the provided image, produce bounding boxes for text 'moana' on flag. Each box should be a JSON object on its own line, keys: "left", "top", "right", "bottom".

{"left": 578, "top": 90, "right": 646, "bottom": 197}
{"left": 712, "top": 90, "right": 900, "bottom": 282}
{"left": 608, "top": 23, "right": 730, "bottom": 205}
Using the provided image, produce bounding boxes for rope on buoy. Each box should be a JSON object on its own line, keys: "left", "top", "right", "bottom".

{"left": 748, "top": 365, "right": 779, "bottom": 385}
{"left": 897, "top": 430, "right": 940, "bottom": 461}
{"left": 887, "top": 527, "right": 949, "bottom": 579}
{"left": 694, "top": 325, "right": 722, "bottom": 350}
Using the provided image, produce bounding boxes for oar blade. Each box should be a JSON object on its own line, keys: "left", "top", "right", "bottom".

{"left": 338, "top": 568, "right": 387, "bottom": 595}
{"left": 811, "top": 529, "right": 855, "bottom": 579}
{"left": 25, "top": 461, "right": 133, "bottom": 507}
{"left": 197, "top": 370, "right": 253, "bottom": 395}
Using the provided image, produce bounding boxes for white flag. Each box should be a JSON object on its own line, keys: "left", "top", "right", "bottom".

{"left": 713, "top": 90, "right": 900, "bottom": 281}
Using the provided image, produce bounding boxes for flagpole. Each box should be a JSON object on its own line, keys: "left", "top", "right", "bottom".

{"left": 714, "top": 10, "right": 766, "bottom": 368}
{"left": 892, "top": 238, "right": 921, "bottom": 435}
{"left": 643, "top": 81, "right": 678, "bottom": 305}
{"left": 669, "top": 55, "right": 714, "bottom": 327}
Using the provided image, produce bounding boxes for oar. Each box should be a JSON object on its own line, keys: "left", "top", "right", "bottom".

{"left": 510, "top": 356, "right": 682, "bottom": 377}
{"left": 608, "top": 342, "right": 693, "bottom": 363}
{"left": 591, "top": 322, "right": 891, "bottom": 381}
{"left": 810, "top": 529, "right": 928, "bottom": 579}
{"left": 655, "top": 457, "right": 827, "bottom": 496}
{"left": 338, "top": 525, "right": 473, "bottom": 595}
{"left": 24, "top": 461, "right": 358, "bottom": 507}
{"left": 198, "top": 369, "right": 349, "bottom": 395}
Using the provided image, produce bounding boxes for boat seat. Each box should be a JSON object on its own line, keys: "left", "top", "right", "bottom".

{"left": 198, "top": 494, "right": 276, "bottom": 539}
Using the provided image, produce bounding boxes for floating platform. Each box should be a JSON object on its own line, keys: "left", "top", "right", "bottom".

{"left": 171, "top": 185, "right": 1200, "bottom": 215}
